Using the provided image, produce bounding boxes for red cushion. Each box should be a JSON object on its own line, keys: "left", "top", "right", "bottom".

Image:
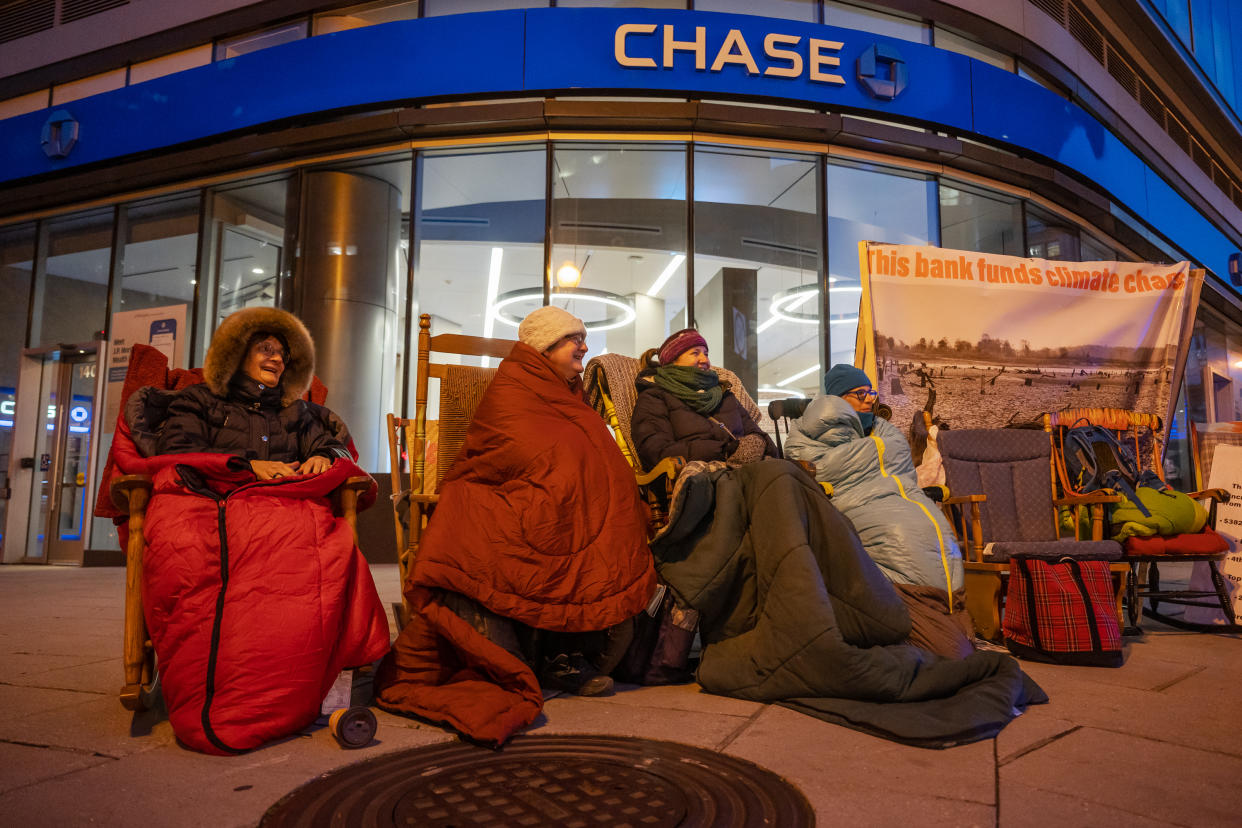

{"left": 1123, "top": 526, "right": 1229, "bottom": 557}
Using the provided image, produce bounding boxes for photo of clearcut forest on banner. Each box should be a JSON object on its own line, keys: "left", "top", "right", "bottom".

{"left": 863, "top": 244, "right": 1194, "bottom": 432}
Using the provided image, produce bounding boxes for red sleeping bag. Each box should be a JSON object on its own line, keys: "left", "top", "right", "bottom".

{"left": 106, "top": 411, "right": 390, "bottom": 754}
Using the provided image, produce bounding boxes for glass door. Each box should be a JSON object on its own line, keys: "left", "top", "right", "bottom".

{"left": 22, "top": 348, "right": 97, "bottom": 564}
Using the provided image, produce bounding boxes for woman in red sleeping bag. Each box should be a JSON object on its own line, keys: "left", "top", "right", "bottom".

{"left": 134, "top": 307, "right": 390, "bottom": 754}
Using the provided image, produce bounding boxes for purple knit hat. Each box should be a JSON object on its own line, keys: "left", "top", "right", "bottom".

{"left": 658, "top": 329, "right": 709, "bottom": 365}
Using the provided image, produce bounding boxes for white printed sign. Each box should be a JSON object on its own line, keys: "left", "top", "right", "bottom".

{"left": 1185, "top": 443, "right": 1242, "bottom": 624}
{"left": 104, "top": 304, "right": 188, "bottom": 428}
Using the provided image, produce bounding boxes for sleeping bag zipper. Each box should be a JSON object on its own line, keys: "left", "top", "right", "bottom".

{"left": 175, "top": 465, "right": 244, "bottom": 754}
{"left": 869, "top": 435, "right": 957, "bottom": 609}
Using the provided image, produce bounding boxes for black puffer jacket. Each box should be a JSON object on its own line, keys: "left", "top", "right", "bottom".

{"left": 153, "top": 305, "right": 351, "bottom": 464}
{"left": 631, "top": 380, "right": 776, "bottom": 470}
{"left": 156, "top": 376, "right": 351, "bottom": 463}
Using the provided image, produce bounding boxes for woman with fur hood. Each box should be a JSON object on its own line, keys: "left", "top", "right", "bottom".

{"left": 157, "top": 306, "right": 353, "bottom": 475}
{"left": 116, "top": 306, "right": 390, "bottom": 755}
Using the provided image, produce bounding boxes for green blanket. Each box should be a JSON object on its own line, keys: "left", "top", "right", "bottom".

{"left": 653, "top": 459, "right": 1047, "bottom": 748}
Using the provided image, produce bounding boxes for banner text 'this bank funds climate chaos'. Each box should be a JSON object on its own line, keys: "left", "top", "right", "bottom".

{"left": 867, "top": 246, "right": 1185, "bottom": 295}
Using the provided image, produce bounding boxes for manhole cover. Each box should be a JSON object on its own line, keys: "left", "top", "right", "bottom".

{"left": 261, "top": 735, "right": 814, "bottom": 827}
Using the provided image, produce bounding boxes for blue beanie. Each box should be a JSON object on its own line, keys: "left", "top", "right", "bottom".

{"left": 823, "top": 364, "right": 873, "bottom": 397}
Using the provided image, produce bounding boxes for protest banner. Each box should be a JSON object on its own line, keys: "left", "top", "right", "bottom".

{"left": 855, "top": 243, "right": 1201, "bottom": 438}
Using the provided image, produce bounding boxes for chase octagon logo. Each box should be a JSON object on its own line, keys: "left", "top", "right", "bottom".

{"left": 856, "top": 43, "right": 908, "bottom": 101}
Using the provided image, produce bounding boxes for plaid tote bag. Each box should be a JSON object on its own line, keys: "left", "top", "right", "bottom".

{"left": 1002, "top": 556, "right": 1123, "bottom": 667}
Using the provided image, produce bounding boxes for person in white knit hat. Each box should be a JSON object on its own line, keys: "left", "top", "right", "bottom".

{"left": 377, "top": 304, "right": 655, "bottom": 734}
{"left": 517, "top": 304, "right": 589, "bottom": 383}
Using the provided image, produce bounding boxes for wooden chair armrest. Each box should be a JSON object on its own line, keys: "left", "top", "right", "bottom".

{"left": 111, "top": 474, "right": 154, "bottom": 515}
{"left": 942, "top": 494, "right": 987, "bottom": 505}
{"left": 1186, "top": 488, "right": 1229, "bottom": 503}
{"left": 636, "top": 456, "right": 685, "bottom": 486}
{"left": 1054, "top": 493, "right": 1123, "bottom": 506}
{"left": 407, "top": 493, "right": 441, "bottom": 505}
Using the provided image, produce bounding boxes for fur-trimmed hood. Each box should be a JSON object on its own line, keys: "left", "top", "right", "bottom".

{"left": 204, "top": 307, "right": 314, "bottom": 407}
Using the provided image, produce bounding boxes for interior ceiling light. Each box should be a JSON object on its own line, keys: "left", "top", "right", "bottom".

{"left": 777, "top": 363, "right": 822, "bottom": 388}
{"left": 482, "top": 247, "right": 504, "bottom": 338}
{"left": 646, "top": 254, "right": 686, "bottom": 296}
{"left": 492, "top": 287, "right": 636, "bottom": 332}
{"left": 770, "top": 284, "right": 863, "bottom": 325}
{"left": 556, "top": 262, "right": 583, "bottom": 288}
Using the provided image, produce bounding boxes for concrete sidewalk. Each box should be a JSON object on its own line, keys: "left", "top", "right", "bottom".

{"left": 2, "top": 563, "right": 1241, "bottom": 827}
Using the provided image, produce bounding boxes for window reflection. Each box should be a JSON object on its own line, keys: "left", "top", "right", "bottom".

{"left": 424, "top": 0, "right": 546, "bottom": 14}
{"left": 0, "top": 224, "right": 35, "bottom": 558}
{"left": 415, "top": 145, "right": 546, "bottom": 371}
{"left": 939, "top": 181, "right": 1022, "bottom": 257}
{"left": 827, "top": 160, "right": 936, "bottom": 372}
{"left": 33, "top": 208, "right": 113, "bottom": 347}
{"left": 695, "top": 0, "right": 816, "bottom": 20}
{"left": 314, "top": 0, "right": 420, "bottom": 34}
{"left": 552, "top": 143, "right": 687, "bottom": 362}
{"left": 694, "top": 146, "right": 820, "bottom": 405}
{"left": 214, "top": 21, "right": 308, "bottom": 61}
{"left": 197, "top": 177, "right": 289, "bottom": 362}
{"left": 1025, "top": 204, "right": 1080, "bottom": 261}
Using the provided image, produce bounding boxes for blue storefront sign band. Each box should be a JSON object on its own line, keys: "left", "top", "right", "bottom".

{"left": 0, "top": 7, "right": 1235, "bottom": 279}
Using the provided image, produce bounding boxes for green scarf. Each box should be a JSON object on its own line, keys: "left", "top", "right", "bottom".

{"left": 652, "top": 365, "right": 724, "bottom": 414}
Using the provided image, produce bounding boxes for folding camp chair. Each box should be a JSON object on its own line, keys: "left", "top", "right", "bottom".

{"left": 1046, "top": 407, "right": 1233, "bottom": 631}
{"left": 387, "top": 314, "right": 515, "bottom": 628}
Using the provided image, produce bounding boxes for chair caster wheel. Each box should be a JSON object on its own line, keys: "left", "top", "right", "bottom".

{"left": 329, "top": 706, "right": 377, "bottom": 749}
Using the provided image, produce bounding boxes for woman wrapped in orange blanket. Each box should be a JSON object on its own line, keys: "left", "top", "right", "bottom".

{"left": 375, "top": 306, "right": 657, "bottom": 745}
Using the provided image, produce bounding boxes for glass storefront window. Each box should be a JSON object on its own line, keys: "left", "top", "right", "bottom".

{"left": 314, "top": 0, "right": 420, "bottom": 34}
{"left": 0, "top": 224, "right": 35, "bottom": 560}
{"left": 939, "top": 180, "right": 1022, "bottom": 257}
{"left": 551, "top": 142, "right": 687, "bottom": 363}
{"left": 86, "top": 193, "right": 202, "bottom": 552}
{"left": 31, "top": 208, "right": 113, "bottom": 347}
{"left": 934, "top": 27, "right": 1015, "bottom": 72}
{"left": 197, "top": 177, "right": 290, "bottom": 362}
{"left": 298, "top": 155, "right": 410, "bottom": 472}
{"left": 1025, "top": 204, "right": 1081, "bottom": 261}
{"left": 827, "top": 160, "right": 936, "bottom": 371}
{"left": 695, "top": 0, "right": 817, "bottom": 21}
{"left": 415, "top": 145, "right": 546, "bottom": 371}
{"left": 694, "top": 145, "right": 820, "bottom": 405}
{"left": 214, "top": 21, "right": 308, "bottom": 61}
{"left": 1080, "top": 233, "right": 1115, "bottom": 261}
{"left": 558, "top": 0, "right": 685, "bottom": 7}
{"left": 823, "top": 0, "right": 930, "bottom": 43}
{"left": 424, "top": 0, "right": 546, "bottom": 14}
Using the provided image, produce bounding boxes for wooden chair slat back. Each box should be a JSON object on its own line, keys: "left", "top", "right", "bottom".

{"left": 435, "top": 364, "right": 500, "bottom": 488}
{"left": 1190, "top": 421, "right": 1242, "bottom": 490}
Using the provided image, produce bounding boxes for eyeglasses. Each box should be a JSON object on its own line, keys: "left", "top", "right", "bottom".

{"left": 843, "top": 388, "right": 877, "bottom": 400}
{"left": 556, "top": 334, "right": 586, "bottom": 348}
{"left": 254, "top": 342, "right": 287, "bottom": 361}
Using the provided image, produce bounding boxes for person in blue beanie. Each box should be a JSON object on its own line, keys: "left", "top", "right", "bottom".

{"left": 784, "top": 364, "right": 974, "bottom": 658}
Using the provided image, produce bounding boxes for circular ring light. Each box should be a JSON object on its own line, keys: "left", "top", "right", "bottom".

{"left": 769, "top": 284, "right": 819, "bottom": 325}
{"left": 770, "top": 284, "right": 863, "bottom": 325}
{"left": 492, "top": 287, "right": 637, "bottom": 332}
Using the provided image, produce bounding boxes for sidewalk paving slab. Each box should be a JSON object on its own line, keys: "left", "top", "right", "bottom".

{"left": 3, "top": 564, "right": 1242, "bottom": 827}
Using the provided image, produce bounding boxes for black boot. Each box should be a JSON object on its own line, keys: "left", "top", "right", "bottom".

{"left": 539, "top": 652, "right": 614, "bottom": 697}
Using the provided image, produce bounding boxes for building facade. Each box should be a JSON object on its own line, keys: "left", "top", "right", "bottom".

{"left": 1, "top": 0, "right": 1240, "bottom": 563}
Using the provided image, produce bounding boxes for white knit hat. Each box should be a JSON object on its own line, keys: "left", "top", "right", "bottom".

{"left": 518, "top": 305, "right": 587, "bottom": 353}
